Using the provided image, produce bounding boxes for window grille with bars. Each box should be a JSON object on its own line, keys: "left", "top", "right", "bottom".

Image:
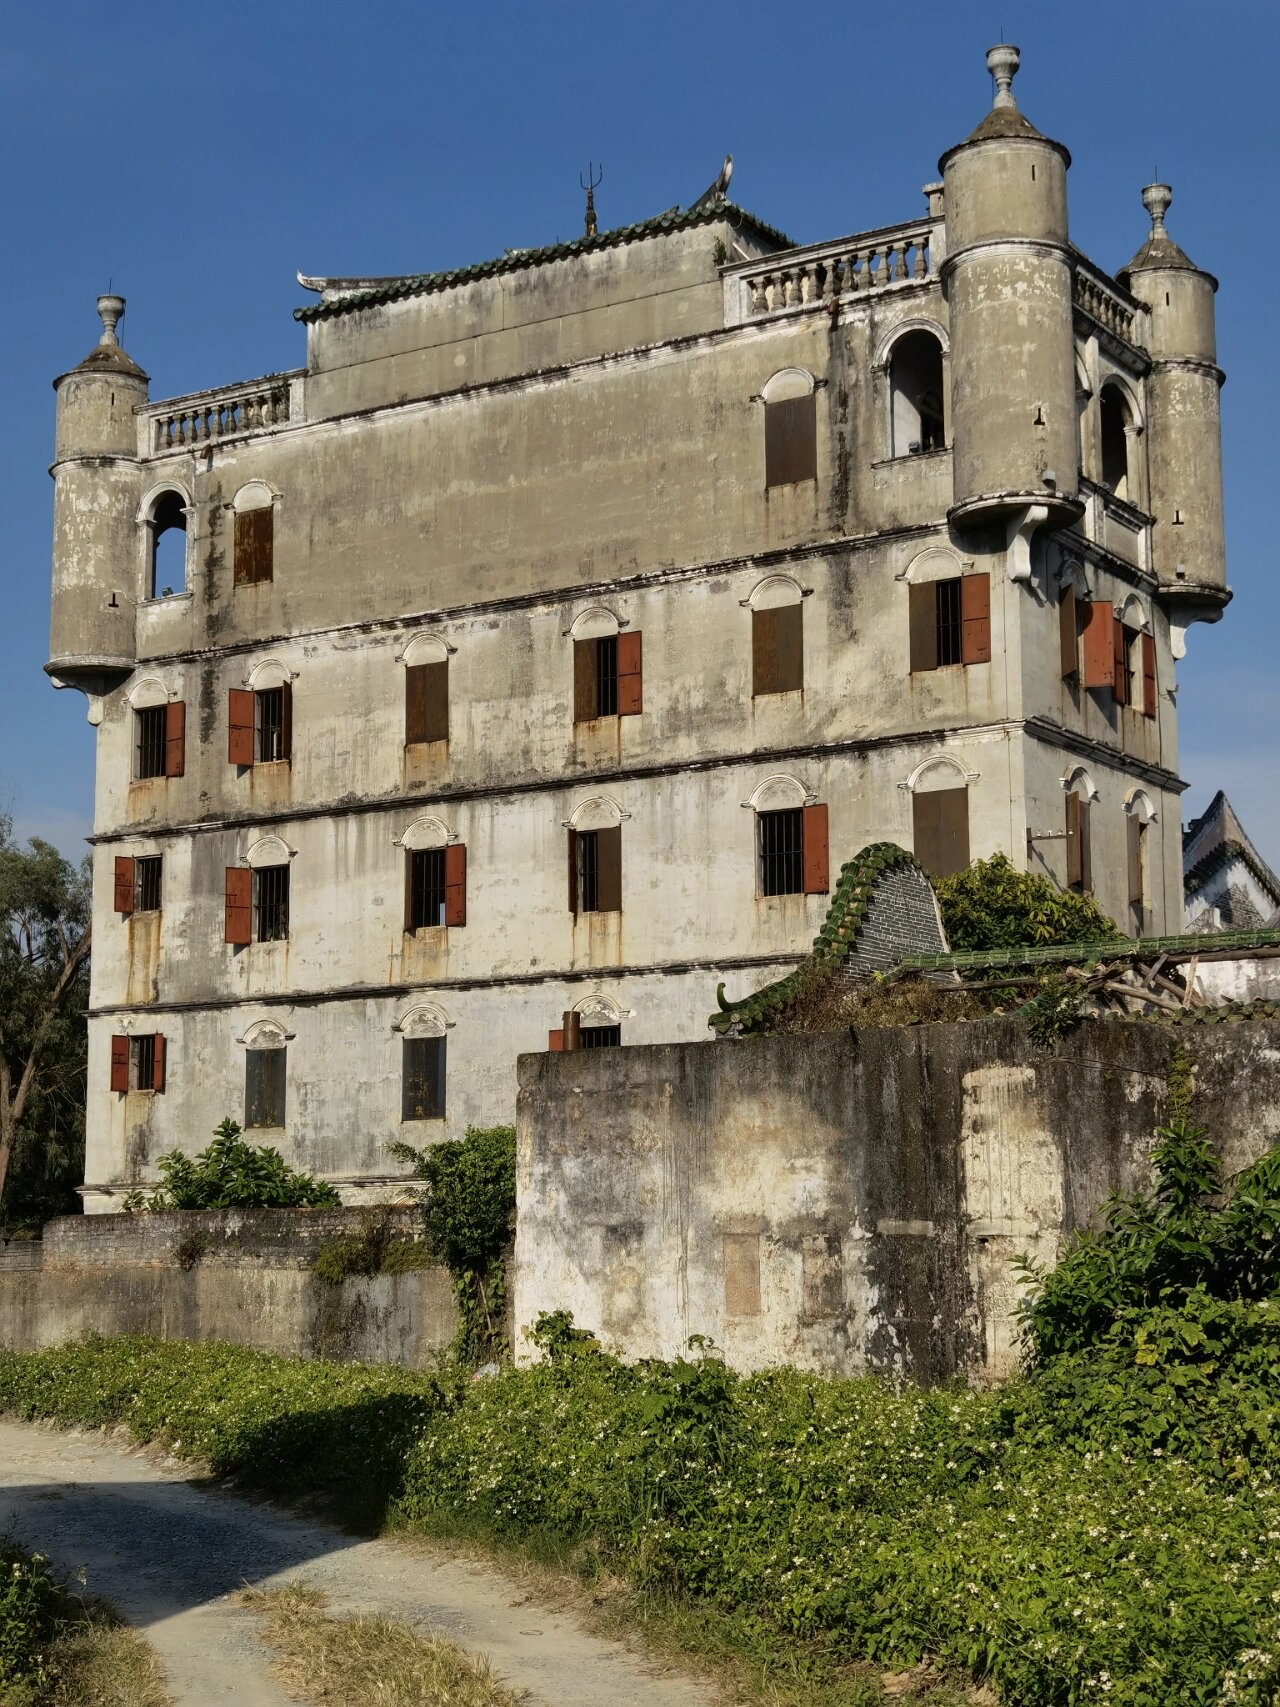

{"left": 578, "top": 830, "right": 600, "bottom": 913}
{"left": 402, "top": 1036, "right": 446, "bottom": 1120}
{"left": 245, "top": 1048, "right": 286, "bottom": 1128}
{"left": 256, "top": 688, "right": 285, "bottom": 762}
{"left": 130, "top": 1034, "right": 156, "bottom": 1091}
{"left": 134, "top": 856, "right": 162, "bottom": 912}
{"left": 593, "top": 637, "right": 618, "bottom": 717}
{"left": 135, "top": 707, "right": 167, "bottom": 779}
{"left": 759, "top": 808, "right": 804, "bottom": 896}
{"left": 253, "top": 865, "right": 290, "bottom": 942}
{"left": 407, "top": 849, "right": 447, "bottom": 929}
{"left": 935, "top": 579, "right": 963, "bottom": 666}
{"left": 580, "top": 1025, "right": 622, "bottom": 1049}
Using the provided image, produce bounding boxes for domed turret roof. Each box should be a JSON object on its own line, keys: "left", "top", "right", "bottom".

{"left": 1120, "top": 184, "right": 1198, "bottom": 278}
{"left": 61, "top": 295, "right": 148, "bottom": 384}
{"left": 939, "top": 44, "right": 1070, "bottom": 171}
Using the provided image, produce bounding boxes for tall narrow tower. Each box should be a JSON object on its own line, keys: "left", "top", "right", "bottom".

{"left": 47, "top": 296, "right": 147, "bottom": 697}
{"left": 939, "top": 45, "right": 1081, "bottom": 536}
{"left": 1119, "top": 184, "right": 1229, "bottom": 631}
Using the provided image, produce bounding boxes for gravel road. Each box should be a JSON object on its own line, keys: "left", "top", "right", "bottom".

{"left": 0, "top": 1417, "right": 715, "bottom": 1707}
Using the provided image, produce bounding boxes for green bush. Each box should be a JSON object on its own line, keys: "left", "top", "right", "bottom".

{"left": 935, "top": 852, "right": 1118, "bottom": 951}
{"left": 127, "top": 1119, "right": 341, "bottom": 1211}
{"left": 0, "top": 1543, "right": 63, "bottom": 1698}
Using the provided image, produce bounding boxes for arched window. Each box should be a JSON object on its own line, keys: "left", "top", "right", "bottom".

{"left": 889, "top": 330, "right": 946, "bottom": 457}
{"left": 761, "top": 369, "right": 816, "bottom": 488}
{"left": 1099, "top": 385, "right": 1132, "bottom": 501}
{"left": 1125, "top": 791, "right": 1156, "bottom": 937}
{"left": 147, "top": 490, "right": 187, "bottom": 598}
{"left": 232, "top": 483, "right": 274, "bottom": 586}
{"left": 906, "top": 757, "right": 971, "bottom": 877}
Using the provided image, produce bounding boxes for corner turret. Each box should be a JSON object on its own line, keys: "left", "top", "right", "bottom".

{"left": 48, "top": 295, "right": 149, "bottom": 695}
{"left": 1119, "top": 184, "right": 1229, "bottom": 626}
{"left": 939, "top": 46, "right": 1082, "bottom": 538}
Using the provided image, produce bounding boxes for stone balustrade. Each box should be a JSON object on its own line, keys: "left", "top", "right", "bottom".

{"left": 143, "top": 374, "right": 299, "bottom": 455}
{"left": 1073, "top": 264, "right": 1139, "bottom": 343}
{"left": 734, "top": 224, "right": 937, "bottom": 320}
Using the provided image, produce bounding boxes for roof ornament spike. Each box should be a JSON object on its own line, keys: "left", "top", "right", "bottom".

{"left": 1142, "top": 181, "right": 1173, "bottom": 237}
{"left": 96, "top": 292, "right": 125, "bottom": 347}
{"left": 986, "top": 42, "right": 1020, "bottom": 109}
{"left": 580, "top": 162, "right": 603, "bottom": 239}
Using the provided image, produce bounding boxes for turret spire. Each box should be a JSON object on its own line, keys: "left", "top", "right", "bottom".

{"left": 986, "top": 43, "right": 1020, "bottom": 109}
{"left": 1142, "top": 182, "right": 1173, "bottom": 239}
{"left": 96, "top": 293, "right": 125, "bottom": 348}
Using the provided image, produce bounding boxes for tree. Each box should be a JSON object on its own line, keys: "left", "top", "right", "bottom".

{"left": 934, "top": 852, "right": 1118, "bottom": 953}
{"left": 0, "top": 823, "right": 91, "bottom": 1227}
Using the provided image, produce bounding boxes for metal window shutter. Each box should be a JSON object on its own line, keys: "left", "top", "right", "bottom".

{"left": 960, "top": 573, "right": 991, "bottom": 665}
{"left": 444, "top": 843, "right": 467, "bottom": 928}
{"left": 596, "top": 825, "right": 622, "bottom": 913}
{"left": 617, "top": 631, "right": 643, "bottom": 716}
{"left": 802, "top": 803, "right": 829, "bottom": 894}
{"left": 228, "top": 690, "right": 255, "bottom": 767}
{"left": 163, "top": 701, "right": 186, "bottom": 778}
{"left": 110, "top": 1035, "right": 129, "bottom": 1094}
{"left": 764, "top": 393, "right": 816, "bottom": 488}
{"left": 224, "top": 867, "right": 252, "bottom": 945}
{"left": 114, "top": 856, "right": 135, "bottom": 915}
{"left": 908, "top": 581, "right": 938, "bottom": 673}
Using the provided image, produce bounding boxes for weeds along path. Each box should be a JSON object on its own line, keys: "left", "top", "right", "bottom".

{"left": 0, "top": 1417, "right": 714, "bottom": 1707}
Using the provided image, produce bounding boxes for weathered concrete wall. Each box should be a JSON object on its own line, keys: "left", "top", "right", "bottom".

{"left": 0, "top": 1207, "right": 457, "bottom": 1368}
{"left": 514, "top": 1018, "right": 1280, "bottom": 1383}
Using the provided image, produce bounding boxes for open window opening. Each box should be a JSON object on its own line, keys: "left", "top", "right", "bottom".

{"left": 1099, "top": 386, "right": 1132, "bottom": 501}
{"left": 135, "top": 856, "right": 163, "bottom": 912}
{"left": 569, "top": 824, "right": 622, "bottom": 914}
{"left": 402, "top": 1036, "right": 446, "bottom": 1120}
{"left": 147, "top": 490, "right": 187, "bottom": 598}
{"left": 889, "top": 330, "right": 946, "bottom": 456}
{"left": 1127, "top": 812, "right": 1149, "bottom": 936}
{"left": 134, "top": 706, "right": 167, "bottom": 779}
{"left": 756, "top": 801, "right": 829, "bottom": 897}
{"left": 253, "top": 864, "right": 290, "bottom": 942}
{"left": 1065, "top": 790, "right": 1092, "bottom": 894}
{"left": 908, "top": 574, "right": 991, "bottom": 671}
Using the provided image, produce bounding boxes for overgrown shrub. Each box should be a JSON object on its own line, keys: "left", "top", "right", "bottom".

{"left": 125, "top": 1119, "right": 340, "bottom": 1211}
{"left": 935, "top": 852, "right": 1117, "bottom": 951}
{"left": 0, "top": 1543, "right": 64, "bottom": 1698}
{"left": 312, "top": 1213, "right": 431, "bottom": 1286}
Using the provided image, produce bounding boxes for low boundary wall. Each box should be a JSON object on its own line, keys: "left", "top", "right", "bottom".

{"left": 0, "top": 1206, "right": 457, "bottom": 1368}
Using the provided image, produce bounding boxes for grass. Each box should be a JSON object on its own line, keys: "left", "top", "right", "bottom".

{"left": 239, "top": 1584, "right": 522, "bottom": 1706}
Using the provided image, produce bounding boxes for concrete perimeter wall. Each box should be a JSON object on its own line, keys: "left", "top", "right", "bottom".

{"left": 0, "top": 1206, "right": 457, "bottom": 1368}
{"left": 514, "top": 1018, "right": 1280, "bottom": 1383}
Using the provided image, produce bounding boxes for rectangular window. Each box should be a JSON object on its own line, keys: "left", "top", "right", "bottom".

{"left": 912, "top": 787, "right": 971, "bottom": 877}
{"left": 1141, "top": 632, "right": 1157, "bottom": 719}
{"left": 134, "top": 856, "right": 163, "bottom": 913}
{"left": 253, "top": 864, "right": 290, "bottom": 942}
{"left": 764, "top": 393, "right": 817, "bottom": 487}
{"left": 759, "top": 807, "right": 804, "bottom": 896}
{"left": 1113, "top": 618, "right": 1130, "bottom": 706}
{"left": 405, "top": 660, "right": 449, "bottom": 745}
{"left": 233, "top": 505, "right": 274, "bottom": 587}
{"left": 407, "top": 848, "right": 447, "bottom": 930}
{"left": 231, "top": 687, "right": 291, "bottom": 766}
{"left": 574, "top": 636, "right": 618, "bottom": 721}
{"left": 1127, "top": 816, "right": 1147, "bottom": 933}
{"left": 1065, "top": 792, "right": 1092, "bottom": 894}
{"left": 1059, "top": 585, "right": 1080, "bottom": 679}
{"left": 135, "top": 706, "right": 167, "bottom": 779}
{"left": 245, "top": 1048, "right": 286, "bottom": 1128}
{"left": 570, "top": 825, "right": 622, "bottom": 914}
{"left": 909, "top": 575, "right": 990, "bottom": 672}
{"left": 580, "top": 1025, "right": 622, "bottom": 1049}
{"left": 402, "top": 1036, "right": 446, "bottom": 1120}
{"left": 256, "top": 688, "right": 286, "bottom": 762}
{"left": 752, "top": 604, "right": 804, "bottom": 696}
{"left": 130, "top": 1034, "right": 156, "bottom": 1092}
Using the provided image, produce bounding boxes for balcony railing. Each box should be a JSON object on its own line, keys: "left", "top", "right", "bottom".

{"left": 1072, "top": 260, "right": 1141, "bottom": 346}
{"left": 726, "top": 220, "right": 940, "bottom": 324}
{"left": 140, "top": 373, "right": 302, "bottom": 455}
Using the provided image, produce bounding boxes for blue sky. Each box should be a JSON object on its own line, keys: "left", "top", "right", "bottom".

{"left": 2, "top": 0, "right": 1275, "bottom": 872}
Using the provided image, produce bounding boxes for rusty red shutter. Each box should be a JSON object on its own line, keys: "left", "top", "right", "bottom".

{"left": 548, "top": 1029, "right": 565, "bottom": 1051}
{"left": 752, "top": 607, "right": 776, "bottom": 696}
{"left": 802, "top": 803, "right": 829, "bottom": 895}
{"left": 234, "top": 506, "right": 273, "bottom": 586}
{"left": 228, "top": 690, "right": 255, "bottom": 766}
{"left": 960, "top": 573, "right": 991, "bottom": 665}
{"left": 224, "top": 867, "right": 252, "bottom": 945}
{"left": 279, "top": 682, "right": 293, "bottom": 761}
{"left": 110, "top": 1035, "right": 129, "bottom": 1094}
{"left": 567, "top": 828, "right": 579, "bottom": 914}
{"left": 617, "top": 631, "right": 643, "bottom": 716}
{"left": 152, "top": 1034, "right": 166, "bottom": 1094}
{"left": 764, "top": 394, "right": 816, "bottom": 487}
{"left": 1081, "top": 601, "right": 1113, "bottom": 688}
{"left": 1142, "top": 632, "right": 1157, "bottom": 719}
{"left": 444, "top": 843, "right": 467, "bottom": 928}
{"left": 423, "top": 660, "right": 449, "bottom": 742}
{"left": 1059, "top": 585, "right": 1079, "bottom": 679}
{"left": 573, "top": 640, "right": 596, "bottom": 723}
{"left": 909, "top": 581, "right": 938, "bottom": 673}
{"left": 774, "top": 603, "right": 803, "bottom": 692}
{"left": 114, "top": 856, "right": 135, "bottom": 915}
{"left": 1112, "top": 618, "right": 1129, "bottom": 704}
{"left": 163, "top": 701, "right": 185, "bottom": 778}
{"left": 596, "top": 825, "right": 622, "bottom": 913}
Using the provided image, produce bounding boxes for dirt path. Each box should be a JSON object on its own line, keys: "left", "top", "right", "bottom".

{"left": 0, "top": 1418, "right": 714, "bottom": 1707}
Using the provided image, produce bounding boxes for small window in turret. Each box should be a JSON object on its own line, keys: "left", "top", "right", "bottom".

{"left": 147, "top": 490, "right": 187, "bottom": 598}
{"left": 1099, "top": 386, "right": 1132, "bottom": 502}
{"left": 890, "top": 331, "right": 946, "bottom": 457}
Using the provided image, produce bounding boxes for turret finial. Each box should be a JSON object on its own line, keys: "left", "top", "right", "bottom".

{"left": 986, "top": 43, "right": 1020, "bottom": 109}
{"left": 96, "top": 294, "right": 125, "bottom": 347}
{"left": 1142, "top": 182, "right": 1173, "bottom": 238}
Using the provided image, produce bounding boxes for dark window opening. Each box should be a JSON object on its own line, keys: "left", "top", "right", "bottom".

{"left": 135, "top": 706, "right": 167, "bottom": 779}
{"left": 1099, "top": 387, "right": 1132, "bottom": 501}
{"left": 936, "top": 578, "right": 963, "bottom": 666}
{"left": 256, "top": 688, "right": 285, "bottom": 762}
{"left": 890, "top": 330, "right": 946, "bottom": 455}
{"left": 130, "top": 1034, "right": 156, "bottom": 1092}
{"left": 1128, "top": 815, "right": 1148, "bottom": 936}
{"left": 578, "top": 829, "right": 600, "bottom": 912}
{"left": 571, "top": 824, "right": 622, "bottom": 914}
{"left": 407, "top": 848, "right": 447, "bottom": 930}
{"left": 594, "top": 636, "right": 618, "bottom": 717}
{"left": 245, "top": 1048, "right": 286, "bottom": 1128}
{"left": 580, "top": 1025, "right": 622, "bottom": 1049}
{"left": 253, "top": 864, "right": 290, "bottom": 942}
{"left": 134, "top": 856, "right": 162, "bottom": 913}
{"left": 402, "top": 1036, "right": 446, "bottom": 1121}
{"left": 759, "top": 808, "right": 804, "bottom": 897}
{"left": 574, "top": 635, "right": 619, "bottom": 722}
{"left": 148, "top": 490, "right": 187, "bottom": 598}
